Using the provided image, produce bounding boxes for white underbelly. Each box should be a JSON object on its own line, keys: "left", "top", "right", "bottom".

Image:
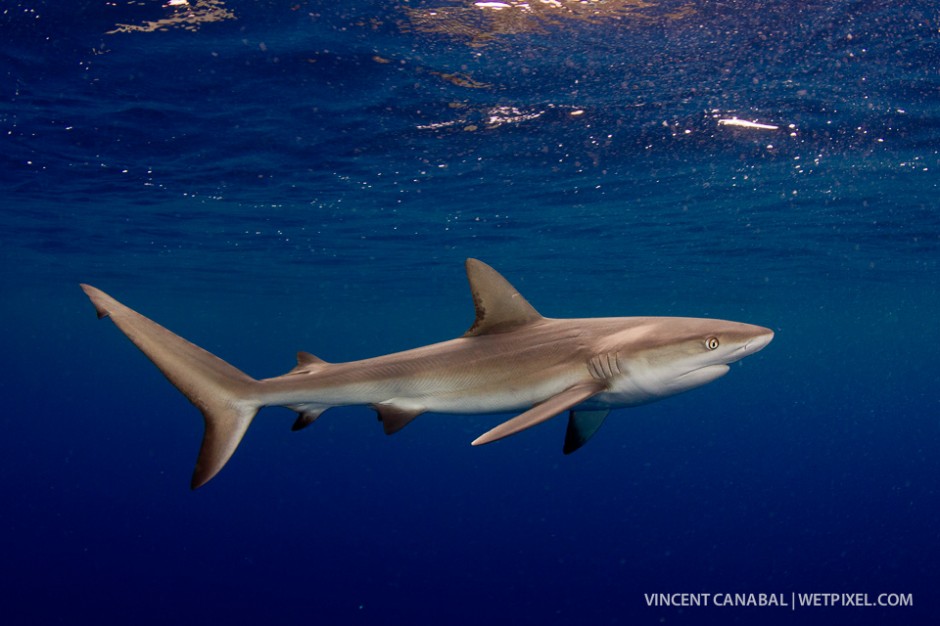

{"left": 388, "top": 370, "right": 584, "bottom": 415}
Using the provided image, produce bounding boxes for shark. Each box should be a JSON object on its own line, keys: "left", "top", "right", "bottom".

{"left": 80, "top": 259, "right": 773, "bottom": 488}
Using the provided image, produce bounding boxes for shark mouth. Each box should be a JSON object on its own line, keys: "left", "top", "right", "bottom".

{"left": 678, "top": 364, "right": 731, "bottom": 385}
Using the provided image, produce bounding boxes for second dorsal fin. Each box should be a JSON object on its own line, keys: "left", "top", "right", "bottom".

{"left": 297, "top": 351, "right": 326, "bottom": 366}
{"left": 286, "top": 351, "right": 329, "bottom": 376}
{"left": 463, "top": 259, "right": 543, "bottom": 337}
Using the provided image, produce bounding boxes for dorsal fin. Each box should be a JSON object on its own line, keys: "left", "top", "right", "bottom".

{"left": 463, "top": 259, "right": 543, "bottom": 337}
{"left": 286, "top": 351, "right": 329, "bottom": 375}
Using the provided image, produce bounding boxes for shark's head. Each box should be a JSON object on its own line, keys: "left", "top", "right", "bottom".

{"left": 604, "top": 317, "right": 774, "bottom": 403}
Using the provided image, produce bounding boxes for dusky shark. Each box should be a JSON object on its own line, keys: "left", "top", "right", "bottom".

{"left": 81, "top": 259, "right": 773, "bottom": 488}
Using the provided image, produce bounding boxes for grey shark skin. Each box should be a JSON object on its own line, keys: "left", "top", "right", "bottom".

{"left": 80, "top": 259, "right": 773, "bottom": 488}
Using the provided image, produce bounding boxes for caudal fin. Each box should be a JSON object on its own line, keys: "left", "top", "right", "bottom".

{"left": 81, "top": 284, "right": 261, "bottom": 489}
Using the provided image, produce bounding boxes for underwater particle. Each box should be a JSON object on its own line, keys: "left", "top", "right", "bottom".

{"left": 718, "top": 118, "right": 779, "bottom": 130}
{"left": 485, "top": 105, "right": 544, "bottom": 127}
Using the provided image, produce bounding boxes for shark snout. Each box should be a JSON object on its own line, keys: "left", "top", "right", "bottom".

{"left": 721, "top": 326, "right": 773, "bottom": 365}
{"left": 744, "top": 327, "right": 774, "bottom": 354}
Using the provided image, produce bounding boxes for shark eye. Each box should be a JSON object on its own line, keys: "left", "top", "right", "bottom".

{"left": 705, "top": 337, "right": 720, "bottom": 350}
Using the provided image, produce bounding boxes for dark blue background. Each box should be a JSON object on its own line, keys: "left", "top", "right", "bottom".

{"left": 2, "top": 1, "right": 938, "bottom": 624}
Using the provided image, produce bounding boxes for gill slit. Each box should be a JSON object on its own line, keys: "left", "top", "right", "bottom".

{"left": 590, "top": 353, "right": 622, "bottom": 381}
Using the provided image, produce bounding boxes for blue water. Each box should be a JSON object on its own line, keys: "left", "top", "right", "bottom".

{"left": 2, "top": 1, "right": 939, "bottom": 624}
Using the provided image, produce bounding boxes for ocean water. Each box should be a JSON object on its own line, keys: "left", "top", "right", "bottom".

{"left": 2, "top": 1, "right": 939, "bottom": 624}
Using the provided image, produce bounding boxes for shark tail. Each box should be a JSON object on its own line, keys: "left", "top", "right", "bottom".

{"left": 80, "top": 284, "right": 262, "bottom": 489}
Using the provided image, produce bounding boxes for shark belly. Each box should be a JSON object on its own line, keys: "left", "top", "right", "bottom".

{"left": 260, "top": 358, "right": 588, "bottom": 416}
{"left": 415, "top": 369, "right": 587, "bottom": 415}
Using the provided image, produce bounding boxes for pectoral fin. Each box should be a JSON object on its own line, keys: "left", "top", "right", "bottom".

{"left": 471, "top": 382, "right": 606, "bottom": 446}
{"left": 563, "top": 409, "right": 610, "bottom": 454}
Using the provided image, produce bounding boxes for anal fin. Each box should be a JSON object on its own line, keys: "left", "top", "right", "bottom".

{"left": 563, "top": 409, "right": 610, "bottom": 454}
{"left": 289, "top": 405, "right": 326, "bottom": 431}
{"left": 472, "top": 382, "right": 606, "bottom": 446}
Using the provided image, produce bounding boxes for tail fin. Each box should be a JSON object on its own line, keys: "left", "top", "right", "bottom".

{"left": 80, "top": 284, "right": 261, "bottom": 489}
